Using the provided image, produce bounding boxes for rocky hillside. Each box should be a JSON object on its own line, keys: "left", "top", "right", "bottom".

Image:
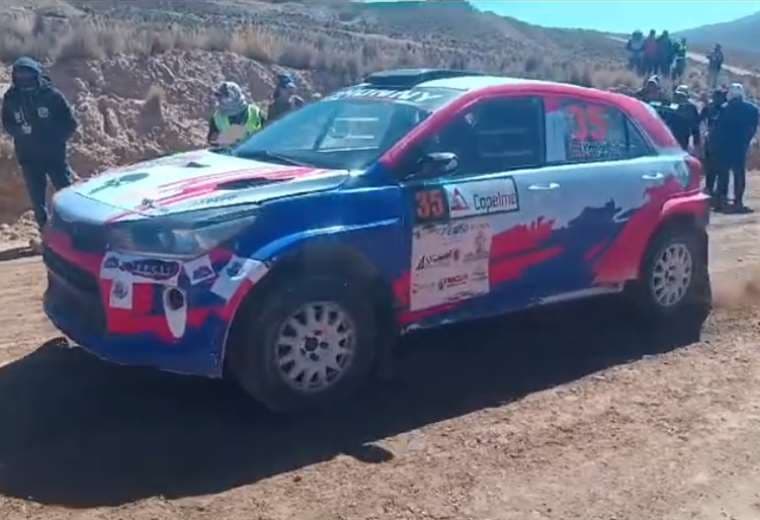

{"left": 0, "top": 0, "right": 655, "bottom": 225}
{"left": 679, "top": 10, "right": 760, "bottom": 56}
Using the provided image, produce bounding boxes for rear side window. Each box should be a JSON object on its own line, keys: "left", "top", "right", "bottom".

{"left": 545, "top": 97, "right": 651, "bottom": 164}
{"left": 419, "top": 96, "right": 544, "bottom": 175}
{"left": 626, "top": 119, "right": 652, "bottom": 158}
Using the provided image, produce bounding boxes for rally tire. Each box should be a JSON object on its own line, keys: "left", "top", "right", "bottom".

{"left": 632, "top": 227, "right": 711, "bottom": 326}
{"left": 229, "top": 276, "right": 377, "bottom": 413}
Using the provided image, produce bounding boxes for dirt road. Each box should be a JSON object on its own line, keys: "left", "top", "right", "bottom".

{"left": 2, "top": 179, "right": 760, "bottom": 520}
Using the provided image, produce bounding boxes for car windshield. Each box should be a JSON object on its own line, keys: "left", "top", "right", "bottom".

{"left": 230, "top": 88, "right": 459, "bottom": 170}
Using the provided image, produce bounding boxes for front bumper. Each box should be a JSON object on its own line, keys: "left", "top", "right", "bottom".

{"left": 42, "top": 243, "right": 253, "bottom": 379}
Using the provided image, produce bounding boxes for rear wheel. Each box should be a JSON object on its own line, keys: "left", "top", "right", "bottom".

{"left": 631, "top": 227, "right": 711, "bottom": 326}
{"left": 229, "top": 276, "right": 377, "bottom": 412}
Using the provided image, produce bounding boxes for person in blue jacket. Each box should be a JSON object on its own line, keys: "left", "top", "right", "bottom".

{"left": 714, "top": 83, "right": 759, "bottom": 213}
{"left": 1, "top": 57, "right": 78, "bottom": 229}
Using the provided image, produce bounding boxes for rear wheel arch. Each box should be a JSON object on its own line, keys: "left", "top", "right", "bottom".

{"left": 639, "top": 212, "right": 707, "bottom": 279}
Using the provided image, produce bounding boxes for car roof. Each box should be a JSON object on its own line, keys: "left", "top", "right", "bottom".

{"left": 417, "top": 75, "right": 549, "bottom": 91}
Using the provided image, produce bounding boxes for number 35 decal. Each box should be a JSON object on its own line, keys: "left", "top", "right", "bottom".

{"left": 415, "top": 188, "right": 449, "bottom": 222}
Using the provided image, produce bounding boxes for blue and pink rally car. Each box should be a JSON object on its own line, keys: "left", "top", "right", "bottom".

{"left": 43, "top": 69, "right": 711, "bottom": 411}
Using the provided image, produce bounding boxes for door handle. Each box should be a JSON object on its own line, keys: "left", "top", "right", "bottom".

{"left": 642, "top": 173, "right": 665, "bottom": 181}
{"left": 528, "top": 182, "right": 560, "bottom": 191}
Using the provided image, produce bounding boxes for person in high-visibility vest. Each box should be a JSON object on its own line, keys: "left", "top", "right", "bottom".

{"left": 207, "top": 81, "right": 263, "bottom": 147}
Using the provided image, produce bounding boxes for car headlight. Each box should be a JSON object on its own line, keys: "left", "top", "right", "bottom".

{"left": 106, "top": 206, "right": 258, "bottom": 259}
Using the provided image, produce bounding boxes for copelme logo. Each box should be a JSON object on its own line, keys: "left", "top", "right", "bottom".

{"left": 450, "top": 188, "right": 469, "bottom": 211}
{"left": 446, "top": 179, "right": 518, "bottom": 217}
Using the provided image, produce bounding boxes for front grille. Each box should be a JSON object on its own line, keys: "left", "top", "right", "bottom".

{"left": 43, "top": 247, "right": 100, "bottom": 295}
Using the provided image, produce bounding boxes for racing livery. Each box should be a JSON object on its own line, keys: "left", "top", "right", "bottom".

{"left": 43, "top": 69, "right": 710, "bottom": 411}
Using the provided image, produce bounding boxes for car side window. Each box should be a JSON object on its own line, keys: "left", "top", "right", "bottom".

{"left": 545, "top": 98, "right": 631, "bottom": 164}
{"left": 626, "top": 118, "right": 653, "bottom": 158}
{"left": 419, "top": 96, "right": 544, "bottom": 175}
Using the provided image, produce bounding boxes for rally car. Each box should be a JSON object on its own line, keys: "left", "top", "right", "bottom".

{"left": 43, "top": 69, "right": 711, "bottom": 411}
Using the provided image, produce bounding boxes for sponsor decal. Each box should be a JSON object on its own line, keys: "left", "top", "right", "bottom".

{"left": 89, "top": 172, "right": 150, "bottom": 195}
{"left": 189, "top": 192, "right": 239, "bottom": 207}
{"left": 415, "top": 248, "right": 460, "bottom": 271}
{"left": 410, "top": 217, "right": 492, "bottom": 311}
{"left": 211, "top": 256, "right": 269, "bottom": 301}
{"left": 183, "top": 255, "right": 216, "bottom": 285}
{"left": 109, "top": 276, "right": 133, "bottom": 310}
{"left": 101, "top": 253, "right": 181, "bottom": 286}
{"left": 103, "top": 256, "right": 119, "bottom": 270}
{"left": 450, "top": 188, "right": 469, "bottom": 212}
{"left": 444, "top": 178, "right": 519, "bottom": 218}
{"left": 37, "top": 106, "right": 49, "bottom": 119}
{"left": 121, "top": 259, "right": 180, "bottom": 281}
{"left": 465, "top": 228, "right": 490, "bottom": 262}
{"left": 327, "top": 87, "right": 445, "bottom": 105}
{"left": 226, "top": 260, "right": 243, "bottom": 277}
{"left": 437, "top": 274, "right": 469, "bottom": 291}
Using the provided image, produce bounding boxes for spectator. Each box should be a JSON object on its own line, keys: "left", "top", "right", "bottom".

{"left": 267, "top": 73, "right": 304, "bottom": 124}
{"left": 1, "top": 57, "right": 78, "bottom": 237}
{"left": 636, "top": 75, "right": 665, "bottom": 103}
{"left": 669, "top": 84, "right": 701, "bottom": 152}
{"left": 626, "top": 30, "right": 645, "bottom": 75}
{"left": 707, "top": 44, "right": 724, "bottom": 90}
{"left": 700, "top": 88, "right": 727, "bottom": 197}
{"left": 672, "top": 38, "right": 687, "bottom": 82}
{"left": 713, "top": 83, "right": 759, "bottom": 213}
{"left": 657, "top": 30, "right": 674, "bottom": 77}
{"left": 643, "top": 30, "right": 659, "bottom": 76}
{"left": 207, "top": 81, "right": 263, "bottom": 147}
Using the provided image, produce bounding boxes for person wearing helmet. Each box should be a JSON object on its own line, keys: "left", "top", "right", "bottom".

{"left": 1, "top": 57, "right": 78, "bottom": 235}
{"left": 713, "top": 83, "right": 759, "bottom": 213}
{"left": 669, "top": 84, "right": 701, "bottom": 152}
{"left": 267, "top": 73, "right": 304, "bottom": 124}
{"left": 207, "top": 81, "right": 263, "bottom": 147}
{"left": 636, "top": 75, "right": 665, "bottom": 103}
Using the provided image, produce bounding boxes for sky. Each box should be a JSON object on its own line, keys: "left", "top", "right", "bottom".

{"left": 470, "top": 1, "right": 760, "bottom": 33}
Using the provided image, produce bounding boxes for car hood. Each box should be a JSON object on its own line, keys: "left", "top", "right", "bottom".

{"left": 72, "top": 150, "right": 348, "bottom": 217}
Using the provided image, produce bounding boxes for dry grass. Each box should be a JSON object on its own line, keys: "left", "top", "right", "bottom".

{"left": 0, "top": 10, "right": 644, "bottom": 93}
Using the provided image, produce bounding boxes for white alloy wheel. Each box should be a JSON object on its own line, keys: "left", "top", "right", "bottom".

{"left": 650, "top": 242, "right": 693, "bottom": 308}
{"left": 274, "top": 301, "right": 356, "bottom": 393}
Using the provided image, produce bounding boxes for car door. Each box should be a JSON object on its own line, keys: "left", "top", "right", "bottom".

{"left": 539, "top": 95, "right": 668, "bottom": 296}
{"left": 397, "top": 95, "right": 572, "bottom": 328}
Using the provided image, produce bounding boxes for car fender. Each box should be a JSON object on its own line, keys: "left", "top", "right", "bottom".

{"left": 219, "top": 218, "right": 403, "bottom": 367}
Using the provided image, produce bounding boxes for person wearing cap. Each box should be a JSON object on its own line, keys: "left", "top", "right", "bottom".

{"left": 636, "top": 75, "right": 665, "bottom": 103}
{"left": 267, "top": 73, "right": 304, "bottom": 124}
{"left": 668, "top": 84, "right": 701, "bottom": 152}
{"left": 207, "top": 81, "right": 263, "bottom": 147}
{"left": 1, "top": 57, "right": 78, "bottom": 234}
{"left": 700, "top": 88, "right": 727, "bottom": 197}
{"left": 713, "top": 83, "right": 759, "bottom": 213}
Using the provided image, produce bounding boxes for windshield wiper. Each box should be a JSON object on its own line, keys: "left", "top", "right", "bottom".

{"left": 239, "top": 150, "right": 308, "bottom": 167}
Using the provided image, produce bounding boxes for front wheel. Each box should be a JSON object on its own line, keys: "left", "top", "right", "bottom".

{"left": 228, "top": 276, "right": 378, "bottom": 413}
{"left": 630, "top": 228, "right": 711, "bottom": 326}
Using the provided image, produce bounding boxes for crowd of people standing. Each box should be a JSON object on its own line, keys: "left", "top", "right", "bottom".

{"left": 636, "top": 76, "right": 758, "bottom": 214}
{"left": 626, "top": 30, "right": 688, "bottom": 82}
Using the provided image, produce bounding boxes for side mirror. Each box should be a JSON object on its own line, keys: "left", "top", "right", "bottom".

{"left": 416, "top": 152, "right": 458, "bottom": 178}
